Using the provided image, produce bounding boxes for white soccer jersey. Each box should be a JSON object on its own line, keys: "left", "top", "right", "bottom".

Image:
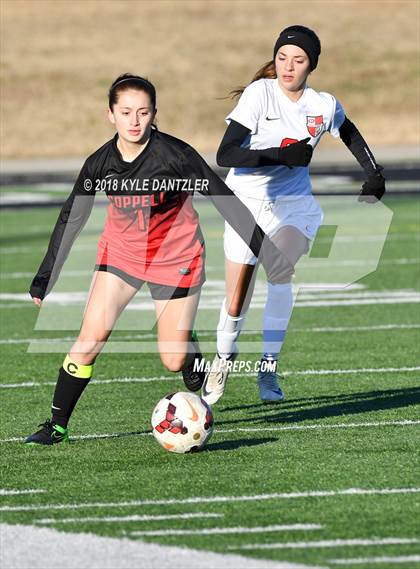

{"left": 224, "top": 78, "right": 345, "bottom": 199}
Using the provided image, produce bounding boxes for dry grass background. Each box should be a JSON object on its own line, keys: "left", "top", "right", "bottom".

{"left": 1, "top": 0, "right": 419, "bottom": 159}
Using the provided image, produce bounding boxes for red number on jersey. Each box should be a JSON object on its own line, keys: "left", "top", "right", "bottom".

{"left": 137, "top": 209, "right": 146, "bottom": 231}
{"left": 280, "top": 137, "right": 298, "bottom": 148}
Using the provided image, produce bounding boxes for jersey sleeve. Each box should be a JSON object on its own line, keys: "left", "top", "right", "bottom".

{"left": 216, "top": 120, "right": 281, "bottom": 168}
{"left": 225, "top": 80, "right": 265, "bottom": 133}
{"left": 328, "top": 97, "right": 346, "bottom": 138}
{"left": 29, "top": 159, "right": 96, "bottom": 300}
{"left": 339, "top": 116, "right": 382, "bottom": 175}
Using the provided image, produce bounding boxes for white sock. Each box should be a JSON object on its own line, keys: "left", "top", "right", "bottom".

{"left": 262, "top": 282, "right": 293, "bottom": 362}
{"left": 216, "top": 298, "right": 247, "bottom": 359}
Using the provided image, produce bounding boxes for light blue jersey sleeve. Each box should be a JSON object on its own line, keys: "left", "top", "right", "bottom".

{"left": 329, "top": 98, "right": 346, "bottom": 138}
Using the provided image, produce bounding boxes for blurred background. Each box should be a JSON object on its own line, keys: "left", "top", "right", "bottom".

{"left": 0, "top": 0, "right": 418, "bottom": 347}
{"left": 1, "top": 6, "right": 419, "bottom": 563}
{"left": 1, "top": 0, "right": 419, "bottom": 160}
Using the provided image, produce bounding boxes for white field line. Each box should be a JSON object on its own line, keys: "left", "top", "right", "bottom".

{"left": 5, "top": 290, "right": 415, "bottom": 301}
{"left": 129, "top": 524, "right": 323, "bottom": 537}
{"left": 315, "top": 234, "right": 420, "bottom": 243}
{"left": 2, "top": 297, "right": 419, "bottom": 310}
{"left": 229, "top": 537, "right": 420, "bottom": 550}
{"left": 299, "top": 324, "right": 420, "bottom": 332}
{"left": 219, "top": 420, "right": 420, "bottom": 435}
{"left": 280, "top": 366, "right": 420, "bottom": 377}
{"left": 1, "top": 258, "right": 418, "bottom": 279}
{"left": 0, "top": 244, "right": 97, "bottom": 254}
{"left": 1, "top": 290, "right": 419, "bottom": 310}
{"left": 1, "top": 323, "right": 419, "bottom": 345}
{"left": 0, "top": 258, "right": 416, "bottom": 279}
{"left": 293, "top": 291, "right": 418, "bottom": 300}
{"left": 0, "top": 376, "right": 177, "bottom": 389}
{"left": 1, "top": 365, "right": 419, "bottom": 390}
{"left": 0, "top": 487, "right": 419, "bottom": 513}
{"left": 0, "top": 489, "right": 46, "bottom": 496}
{"left": 0, "top": 233, "right": 418, "bottom": 255}
{"left": 297, "top": 259, "right": 419, "bottom": 268}
{"left": 286, "top": 298, "right": 420, "bottom": 308}
{"left": 0, "top": 270, "right": 94, "bottom": 279}
{"left": 0, "top": 304, "right": 35, "bottom": 308}
{"left": 6, "top": 297, "right": 419, "bottom": 309}
{"left": 1, "top": 419, "right": 419, "bottom": 444}
{"left": 329, "top": 555, "right": 420, "bottom": 565}
{"left": 36, "top": 512, "right": 223, "bottom": 525}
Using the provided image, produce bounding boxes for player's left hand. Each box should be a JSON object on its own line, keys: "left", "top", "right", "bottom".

{"left": 358, "top": 168, "right": 386, "bottom": 203}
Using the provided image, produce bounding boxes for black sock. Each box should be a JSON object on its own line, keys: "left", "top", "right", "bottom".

{"left": 51, "top": 367, "right": 91, "bottom": 428}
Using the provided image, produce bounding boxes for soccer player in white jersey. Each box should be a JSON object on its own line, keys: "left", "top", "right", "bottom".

{"left": 202, "top": 25, "right": 386, "bottom": 405}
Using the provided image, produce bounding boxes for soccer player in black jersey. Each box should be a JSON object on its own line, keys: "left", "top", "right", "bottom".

{"left": 25, "top": 73, "right": 292, "bottom": 445}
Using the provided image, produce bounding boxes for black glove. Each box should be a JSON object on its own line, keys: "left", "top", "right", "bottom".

{"left": 358, "top": 168, "right": 386, "bottom": 203}
{"left": 29, "top": 275, "right": 49, "bottom": 300}
{"left": 277, "top": 137, "right": 313, "bottom": 168}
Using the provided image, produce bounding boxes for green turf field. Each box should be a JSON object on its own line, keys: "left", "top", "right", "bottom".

{"left": 0, "top": 194, "right": 419, "bottom": 568}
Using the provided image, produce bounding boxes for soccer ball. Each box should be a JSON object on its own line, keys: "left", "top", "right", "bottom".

{"left": 151, "top": 392, "right": 214, "bottom": 454}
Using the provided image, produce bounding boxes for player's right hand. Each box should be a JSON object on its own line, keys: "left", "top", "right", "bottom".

{"left": 277, "top": 137, "right": 313, "bottom": 168}
{"left": 32, "top": 297, "right": 42, "bottom": 307}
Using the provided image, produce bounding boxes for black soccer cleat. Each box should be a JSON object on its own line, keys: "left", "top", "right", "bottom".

{"left": 24, "top": 419, "right": 69, "bottom": 446}
{"left": 181, "top": 332, "right": 205, "bottom": 392}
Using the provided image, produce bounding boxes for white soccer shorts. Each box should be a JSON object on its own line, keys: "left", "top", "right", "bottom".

{"left": 224, "top": 194, "right": 324, "bottom": 265}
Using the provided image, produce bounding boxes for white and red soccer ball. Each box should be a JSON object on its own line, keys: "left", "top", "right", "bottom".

{"left": 151, "top": 392, "right": 214, "bottom": 454}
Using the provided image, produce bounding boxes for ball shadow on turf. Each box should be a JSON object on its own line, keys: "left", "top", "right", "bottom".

{"left": 204, "top": 437, "right": 277, "bottom": 452}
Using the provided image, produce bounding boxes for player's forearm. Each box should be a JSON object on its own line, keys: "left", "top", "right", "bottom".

{"left": 217, "top": 141, "right": 281, "bottom": 168}
{"left": 216, "top": 120, "right": 281, "bottom": 168}
{"left": 339, "top": 117, "right": 381, "bottom": 175}
{"left": 30, "top": 194, "right": 94, "bottom": 299}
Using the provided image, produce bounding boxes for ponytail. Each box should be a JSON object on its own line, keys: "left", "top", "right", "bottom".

{"left": 229, "top": 60, "right": 276, "bottom": 99}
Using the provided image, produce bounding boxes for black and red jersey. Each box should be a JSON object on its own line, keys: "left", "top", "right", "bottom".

{"left": 30, "top": 129, "right": 279, "bottom": 299}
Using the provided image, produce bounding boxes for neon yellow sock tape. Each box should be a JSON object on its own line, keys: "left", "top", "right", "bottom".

{"left": 63, "top": 355, "right": 93, "bottom": 379}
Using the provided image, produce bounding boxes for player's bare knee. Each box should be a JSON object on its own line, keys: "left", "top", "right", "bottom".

{"left": 160, "top": 353, "right": 187, "bottom": 372}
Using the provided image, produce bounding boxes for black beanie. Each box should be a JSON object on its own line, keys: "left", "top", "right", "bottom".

{"left": 273, "top": 25, "right": 321, "bottom": 70}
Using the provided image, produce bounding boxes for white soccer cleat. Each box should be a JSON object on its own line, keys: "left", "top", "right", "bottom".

{"left": 201, "top": 352, "right": 238, "bottom": 405}
{"left": 257, "top": 369, "right": 285, "bottom": 403}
